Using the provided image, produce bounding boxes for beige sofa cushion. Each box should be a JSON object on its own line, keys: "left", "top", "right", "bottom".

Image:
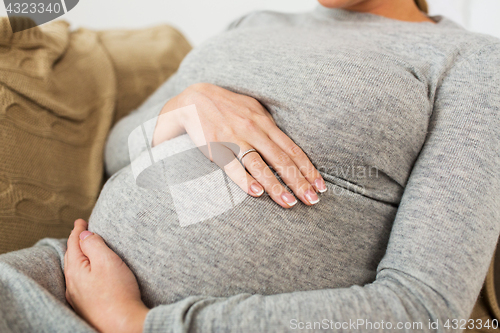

{"left": 0, "top": 17, "right": 190, "bottom": 254}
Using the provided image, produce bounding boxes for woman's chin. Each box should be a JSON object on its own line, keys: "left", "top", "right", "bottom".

{"left": 317, "top": 0, "right": 365, "bottom": 9}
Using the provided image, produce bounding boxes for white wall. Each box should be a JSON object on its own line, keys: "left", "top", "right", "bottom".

{"left": 56, "top": 0, "right": 318, "bottom": 46}
{"left": 427, "top": 0, "right": 500, "bottom": 39}
{"left": 465, "top": 0, "right": 500, "bottom": 38}
{"left": 1, "top": 0, "right": 499, "bottom": 45}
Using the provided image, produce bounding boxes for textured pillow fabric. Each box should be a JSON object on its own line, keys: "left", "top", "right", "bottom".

{"left": 0, "top": 17, "right": 116, "bottom": 254}
{"left": 0, "top": 17, "right": 191, "bottom": 254}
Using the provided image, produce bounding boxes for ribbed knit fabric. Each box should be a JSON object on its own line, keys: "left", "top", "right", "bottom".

{"left": 0, "top": 17, "right": 117, "bottom": 254}
{"left": 0, "top": 17, "right": 191, "bottom": 254}
{"left": 1, "top": 6, "right": 500, "bottom": 333}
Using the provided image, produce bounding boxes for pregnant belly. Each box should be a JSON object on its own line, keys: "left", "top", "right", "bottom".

{"left": 89, "top": 135, "right": 396, "bottom": 308}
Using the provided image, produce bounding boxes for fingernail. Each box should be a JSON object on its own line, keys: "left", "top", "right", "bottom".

{"left": 281, "top": 192, "right": 297, "bottom": 207}
{"left": 79, "top": 231, "right": 93, "bottom": 241}
{"left": 305, "top": 190, "right": 320, "bottom": 204}
{"left": 250, "top": 183, "right": 264, "bottom": 196}
{"left": 315, "top": 178, "right": 327, "bottom": 193}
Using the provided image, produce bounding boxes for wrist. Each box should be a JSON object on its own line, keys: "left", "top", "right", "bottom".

{"left": 126, "top": 304, "right": 149, "bottom": 333}
{"left": 104, "top": 302, "right": 149, "bottom": 333}
{"left": 152, "top": 96, "right": 185, "bottom": 147}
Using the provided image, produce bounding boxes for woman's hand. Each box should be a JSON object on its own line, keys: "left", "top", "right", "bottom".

{"left": 152, "top": 83, "right": 327, "bottom": 209}
{"left": 64, "top": 219, "right": 149, "bottom": 333}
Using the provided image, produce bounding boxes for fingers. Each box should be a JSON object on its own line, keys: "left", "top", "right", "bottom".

{"left": 220, "top": 137, "right": 322, "bottom": 208}
{"left": 79, "top": 232, "right": 118, "bottom": 266}
{"left": 236, "top": 143, "right": 300, "bottom": 208}
{"left": 223, "top": 156, "right": 265, "bottom": 198}
{"left": 246, "top": 136, "right": 320, "bottom": 206}
{"left": 267, "top": 127, "right": 327, "bottom": 193}
{"left": 65, "top": 219, "right": 90, "bottom": 271}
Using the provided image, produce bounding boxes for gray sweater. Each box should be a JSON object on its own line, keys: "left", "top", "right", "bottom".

{"left": 99, "top": 6, "right": 500, "bottom": 332}
{"left": 0, "top": 5, "right": 499, "bottom": 333}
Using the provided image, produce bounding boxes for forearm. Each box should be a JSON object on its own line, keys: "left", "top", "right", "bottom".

{"left": 103, "top": 302, "right": 149, "bottom": 333}
{"left": 142, "top": 269, "right": 459, "bottom": 333}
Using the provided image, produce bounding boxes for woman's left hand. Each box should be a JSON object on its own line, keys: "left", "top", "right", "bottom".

{"left": 64, "top": 219, "right": 149, "bottom": 333}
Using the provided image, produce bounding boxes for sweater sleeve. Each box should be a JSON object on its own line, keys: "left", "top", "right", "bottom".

{"left": 142, "top": 43, "right": 500, "bottom": 333}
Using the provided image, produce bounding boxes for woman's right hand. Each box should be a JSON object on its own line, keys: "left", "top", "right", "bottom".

{"left": 152, "top": 83, "right": 327, "bottom": 209}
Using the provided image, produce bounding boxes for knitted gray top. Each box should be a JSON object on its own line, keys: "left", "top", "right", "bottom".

{"left": 98, "top": 5, "right": 500, "bottom": 332}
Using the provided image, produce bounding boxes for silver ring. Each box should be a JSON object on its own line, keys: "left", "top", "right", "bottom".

{"left": 237, "top": 148, "right": 258, "bottom": 165}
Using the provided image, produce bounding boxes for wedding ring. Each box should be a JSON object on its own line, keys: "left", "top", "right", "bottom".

{"left": 237, "top": 148, "right": 258, "bottom": 165}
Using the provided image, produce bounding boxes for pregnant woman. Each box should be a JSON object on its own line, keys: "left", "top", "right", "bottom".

{"left": 1, "top": 0, "right": 499, "bottom": 332}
